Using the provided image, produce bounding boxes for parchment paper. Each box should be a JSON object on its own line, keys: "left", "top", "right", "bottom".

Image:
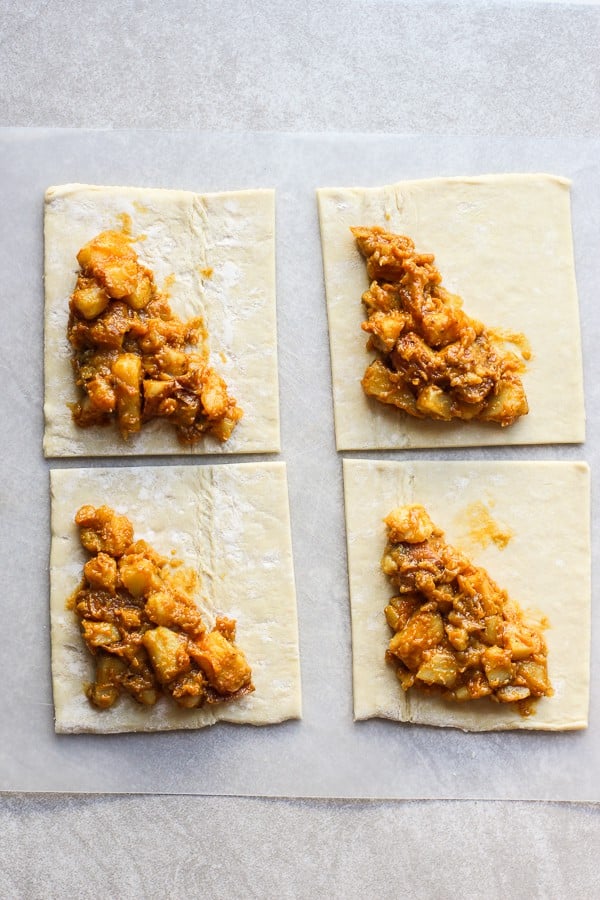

{"left": 0, "top": 129, "right": 597, "bottom": 800}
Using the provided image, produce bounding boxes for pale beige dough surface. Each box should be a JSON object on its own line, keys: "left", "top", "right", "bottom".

{"left": 318, "top": 174, "right": 585, "bottom": 449}
{"left": 343, "top": 458, "right": 590, "bottom": 731}
{"left": 44, "top": 183, "right": 279, "bottom": 456}
{"left": 50, "top": 462, "right": 301, "bottom": 733}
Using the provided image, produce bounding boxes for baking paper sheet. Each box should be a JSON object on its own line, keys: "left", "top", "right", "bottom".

{"left": 0, "top": 129, "right": 598, "bottom": 800}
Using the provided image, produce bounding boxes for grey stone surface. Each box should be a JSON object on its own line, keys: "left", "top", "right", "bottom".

{"left": 0, "top": 794, "right": 598, "bottom": 899}
{"left": 2, "top": 1, "right": 600, "bottom": 897}
{"left": 0, "top": 0, "right": 599, "bottom": 136}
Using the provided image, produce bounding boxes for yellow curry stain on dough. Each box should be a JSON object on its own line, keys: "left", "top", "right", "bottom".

{"left": 524, "top": 608, "right": 551, "bottom": 632}
{"left": 489, "top": 327, "right": 532, "bottom": 363}
{"left": 163, "top": 273, "right": 176, "bottom": 297}
{"left": 199, "top": 266, "right": 214, "bottom": 279}
{"left": 133, "top": 200, "right": 151, "bottom": 215}
{"left": 117, "top": 212, "right": 133, "bottom": 235}
{"left": 116, "top": 213, "right": 147, "bottom": 242}
{"left": 457, "top": 500, "right": 514, "bottom": 550}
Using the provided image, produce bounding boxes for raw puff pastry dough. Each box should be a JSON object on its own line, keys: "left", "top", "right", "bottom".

{"left": 343, "top": 459, "right": 590, "bottom": 731}
{"left": 50, "top": 462, "right": 301, "bottom": 733}
{"left": 44, "top": 183, "right": 279, "bottom": 456}
{"left": 318, "top": 174, "right": 585, "bottom": 450}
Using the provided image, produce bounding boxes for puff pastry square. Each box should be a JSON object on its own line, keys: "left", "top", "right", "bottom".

{"left": 318, "top": 174, "right": 585, "bottom": 449}
{"left": 50, "top": 462, "right": 301, "bottom": 733}
{"left": 44, "top": 184, "right": 279, "bottom": 456}
{"left": 343, "top": 458, "right": 590, "bottom": 731}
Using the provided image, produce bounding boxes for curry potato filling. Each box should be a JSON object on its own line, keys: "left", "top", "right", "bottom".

{"left": 382, "top": 505, "right": 552, "bottom": 712}
{"left": 68, "top": 229, "right": 242, "bottom": 443}
{"left": 352, "top": 227, "right": 529, "bottom": 427}
{"left": 71, "top": 505, "right": 254, "bottom": 711}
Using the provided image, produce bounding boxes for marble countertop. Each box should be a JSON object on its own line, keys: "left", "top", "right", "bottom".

{"left": 2, "top": 1, "right": 599, "bottom": 897}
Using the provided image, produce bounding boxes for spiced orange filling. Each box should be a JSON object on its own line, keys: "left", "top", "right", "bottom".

{"left": 352, "top": 227, "right": 528, "bottom": 426}
{"left": 71, "top": 505, "right": 253, "bottom": 711}
{"left": 382, "top": 505, "right": 551, "bottom": 713}
{"left": 68, "top": 229, "right": 242, "bottom": 443}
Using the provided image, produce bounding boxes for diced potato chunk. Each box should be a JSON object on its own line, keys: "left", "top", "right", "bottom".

{"left": 361, "top": 280, "right": 403, "bottom": 315}
{"left": 125, "top": 539, "right": 166, "bottom": 568}
{"left": 119, "top": 555, "right": 158, "bottom": 597}
{"left": 87, "top": 654, "right": 127, "bottom": 709}
{"left": 86, "top": 375, "right": 116, "bottom": 413}
{"left": 504, "top": 624, "right": 540, "bottom": 660}
{"left": 453, "top": 398, "right": 485, "bottom": 421}
{"left": 517, "top": 660, "right": 551, "bottom": 695}
{"left": 416, "top": 648, "right": 458, "bottom": 687}
{"left": 71, "top": 277, "right": 110, "bottom": 320}
{"left": 169, "top": 671, "right": 206, "bottom": 709}
{"left": 419, "top": 299, "right": 465, "bottom": 347}
{"left": 480, "top": 378, "right": 528, "bottom": 426}
{"left": 388, "top": 611, "right": 444, "bottom": 670}
{"left": 362, "top": 360, "right": 420, "bottom": 417}
{"left": 210, "top": 407, "right": 243, "bottom": 441}
{"left": 125, "top": 269, "right": 153, "bottom": 310}
{"left": 384, "top": 505, "right": 435, "bottom": 544}
{"left": 77, "top": 230, "right": 139, "bottom": 299}
{"left": 143, "top": 379, "right": 172, "bottom": 401}
{"left": 482, "top": 646, "right": 513, "bottom": 688}
{"left": 215, "top": 615, "right": 236, "bottom": 642}
{"left": 201, "top": 369, "right": 229, "bottom": 419}
{"left": 112, "top": 353, "right": 142, "bottom": 435}
{"left": 158, "top": 347, "right": 188, "bottom": 377}
{"left": 457, "top": 672, "right": 492, "bottom": 700}
{"left": 84, "top": 552, "right": 118, "bottom": 592}
{"left": 416, "top": 385, "right": 453, "bottom": 420}
{"left": 84, "top": 301, "right": 132, "bottom": 350}
{"left": 142, "top": 626, "right": 191, "bottom": 684}
{"left": 363, "top": 311, "right": 407, "bottom": 352}
{"left": 145, "top": 590, "right": 205, "bottom": 637}
{"left": 445, "top": 623, "right": 469, "bottom": 652}
{"left": 145, "top": 591, "right": 178, "bottom": 627}
{"left": 115, "top": 607, "right": 141, "bottom": 629}
{"left": 112, "top": 352, "right": 142, "bottom": 389}
{"left": 75, "top": 505, "right": 134, "bottom": 557}
{"left": 82, "top": 620, "right": 120, "bottom": 649}
{"left": 483, "top": 615, "right": 502, "bottom": 646}
{"left": 191, "top": 630, "right": 252, "bottom": 694}
{"left": 386, "top": 596, "right": 421, "bottom": 633}
{"left": 384, "top": 604, "right": 402, "bottom": 631}
{"left": 496, "top": 684, "right": 531, "bottom": 703}
{"left": 137, "top": 689, "right": 159, "bottom": 706}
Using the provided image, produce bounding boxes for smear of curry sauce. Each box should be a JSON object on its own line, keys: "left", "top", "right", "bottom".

{"left": 162, "top": 272, "right": 176, "bottom": 296}
{"left": 117, "top": 212, "right": 133, "bottom": 235}
{"left": 456, "top": 500, "right": 514, "bottom": 550}
{"left": 489, "top": 327, "right": 532, "bottom": 364}
{"left": 116, "top": 211, "right": 147, "bottom": 243}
